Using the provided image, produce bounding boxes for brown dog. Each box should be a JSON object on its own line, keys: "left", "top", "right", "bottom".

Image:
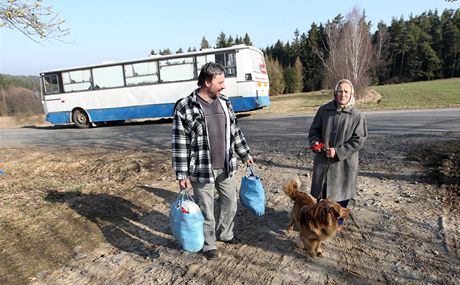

{"left": 283, "top": 178, "right": 350, "bottom": 257}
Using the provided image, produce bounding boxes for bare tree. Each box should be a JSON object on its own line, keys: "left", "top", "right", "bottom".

{"left": 0, "top": 0, "right": 69, "bottom": 43}
{"left": 342, "top": 8, "right": 374, "bottom": 98}
{"left": 314, "top": 15, "right": 345, "bottom": 89}
{"left": 314, "top": 8, "right": 374, "bottom": 98}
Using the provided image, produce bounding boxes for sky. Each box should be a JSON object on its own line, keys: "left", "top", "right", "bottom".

{"left": 0, "top": 0, "right": 458, "bottom": 76}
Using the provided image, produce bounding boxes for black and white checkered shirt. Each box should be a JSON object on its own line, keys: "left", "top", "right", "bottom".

{"left": 172, "top": 88, "right": 251, "bottom": 183}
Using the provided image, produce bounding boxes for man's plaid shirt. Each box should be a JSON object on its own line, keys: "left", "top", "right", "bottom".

{"left": 172, "top": 89, "right": 251, "bottom": 183}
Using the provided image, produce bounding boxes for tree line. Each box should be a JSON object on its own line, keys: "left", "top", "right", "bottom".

{"left": 149, "top": 8, "right": 459, "bottom": 98}
{"left": 0, "top": 74, "right": 39, "bottom": 90}
{"left": 0, "top": 75, "right": 42, "bottom": 116}
{"left": 150, "top": 32, "right": 253, "bottom": 55}
{"left": 264, "top": 8, "right": 460, "bottom": 96}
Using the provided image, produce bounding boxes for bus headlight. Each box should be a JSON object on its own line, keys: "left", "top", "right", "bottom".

{"left": 245, "top": 73, "right": 252, "bottom": 80}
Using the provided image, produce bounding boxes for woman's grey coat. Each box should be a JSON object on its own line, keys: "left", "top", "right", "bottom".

{"left": 308, "top": 100, "right": 367, "bottom": 202}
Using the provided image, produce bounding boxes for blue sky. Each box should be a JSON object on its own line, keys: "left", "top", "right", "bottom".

{"left": 0, "top": 0, "right": 457, "bottom": 76}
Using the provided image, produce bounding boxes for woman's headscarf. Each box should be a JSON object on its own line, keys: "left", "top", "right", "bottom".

{"left": 333, "top": 79, "right": 355, "bottom": 109}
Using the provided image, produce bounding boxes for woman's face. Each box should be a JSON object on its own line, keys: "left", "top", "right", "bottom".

{"left": 335, "top": 82, "right": 353, "bottom": 106}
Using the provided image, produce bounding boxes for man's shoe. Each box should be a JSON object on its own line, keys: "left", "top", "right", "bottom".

{"left": 204, "top": 249, "right": 219, "bottom": 260}
{"left": 221, "top": 236, "right": 241, "bottom": 245}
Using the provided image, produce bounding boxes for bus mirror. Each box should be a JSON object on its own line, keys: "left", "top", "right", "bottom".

{"left": 33, "top": 89, "right": 40, "bottom": 99}
{"left": 245, "top": 73, "right": 252, "bottom": 81}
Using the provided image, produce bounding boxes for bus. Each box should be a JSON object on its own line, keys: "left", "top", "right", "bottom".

{"left": 39, "top": 45, "right": 270, "bottom": 128}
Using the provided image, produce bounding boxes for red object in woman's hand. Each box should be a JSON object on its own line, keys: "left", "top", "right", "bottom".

{"left": 310, "top": 142, "right": 326, "bottom": 152}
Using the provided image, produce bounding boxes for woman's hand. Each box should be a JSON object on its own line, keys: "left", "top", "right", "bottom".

{"left": 325, "top": 147, "right": 336, "bottom": 158}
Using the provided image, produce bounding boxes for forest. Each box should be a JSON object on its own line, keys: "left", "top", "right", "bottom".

{"left": 262, "top": 8, "right": 460, "bottom": 95}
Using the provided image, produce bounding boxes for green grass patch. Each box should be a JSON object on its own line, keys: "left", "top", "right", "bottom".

{"left": 370, "top": 78, "right": 460, "bottom": 110}
{"left": 255, "top": 78, "right": 460, "bottom": 115}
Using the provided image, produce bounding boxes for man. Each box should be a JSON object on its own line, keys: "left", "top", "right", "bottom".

{"left": 308, "top": 79, "right": 367, "bottom": 222}
{"left": 172, "top": 62, "right": 254, "bottom": 260}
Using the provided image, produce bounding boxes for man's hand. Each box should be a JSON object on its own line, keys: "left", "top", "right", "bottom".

{"left": 246, "top": 158, "right": 254, "bottom": 166}
{"left": 179, "top": 178, "right": 191, "bottom": 190}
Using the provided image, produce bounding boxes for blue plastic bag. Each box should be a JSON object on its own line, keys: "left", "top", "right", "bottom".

{"left": 169, "top": 189, "right": 204, "bottom": 252}
{"left": 239, "top": 166, "right": 265, "bottom": 216}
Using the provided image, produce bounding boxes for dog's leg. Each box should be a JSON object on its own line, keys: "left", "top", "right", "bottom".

{"left": 287, "top": 209, "right": 298, "bottom": 233}
{"left": 306, "top": 239, "right": 319, "bottom": 257}
{"left": 301, "top": 237, "right": 316, "bottom": 257}
{"left": 287, "top": 220, "right": 294, "bottom": 233}
{"left": 296, "top": 235, "right": 304, "bottom": 250}
{"left": 315, "top": 241, "right": 324, "bottom": 257}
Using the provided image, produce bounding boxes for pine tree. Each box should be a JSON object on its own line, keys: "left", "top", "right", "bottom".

{"left": 294, "top": 57, "right": 304, "bottom": 92}
{"left": 216, "top": 32, "right": 227, "bottom": 48}
{"left": 265, "top": 56, "right": 284, "bottom": 95}
{"left": 303, "top": 23, "right": 325, "bottom": 91}
{"left": 372, "top": 21, "right": 391, "bottom": 84}
{"left": 227, "top": 35, "right": 234, "bottom": 47}
{"left": 283, "top": 66, "right": 296, "bottom": 94}
{"left": 235, "top": 36, "right": 244, "bottom": 45}
{"left": 200, "top": 37, "right": 210, "bottom": 49}
{"left": 160, "top": 48, "right": 172, "bottom": 55}
{"left": 243, "top": 33, "right": 252, "bottom": 46}
{"left": 441, "top": 9, "right": 460, "bottom": 77}
{"left": 388, "top": 17, "right": 407, "bottom": 82}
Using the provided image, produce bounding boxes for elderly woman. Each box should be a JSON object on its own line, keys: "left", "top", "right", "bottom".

{"left": 308, "top": 79, "right": 368, "bottom": 221}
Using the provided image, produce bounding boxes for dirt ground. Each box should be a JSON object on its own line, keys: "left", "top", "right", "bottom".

{"left": 0, "top": 115, "right": 459, "bottom": 284}
{"left": 0, "top": 115, "right": 48, "bottom": 129}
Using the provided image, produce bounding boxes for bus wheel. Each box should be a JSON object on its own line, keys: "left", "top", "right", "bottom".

{"left": 72, "top": 109, "right": 91, "bottom": 128}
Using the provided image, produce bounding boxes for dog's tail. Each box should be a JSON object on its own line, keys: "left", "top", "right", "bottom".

{"left": 283, "top": 178, "right": 311, "bottom": 201}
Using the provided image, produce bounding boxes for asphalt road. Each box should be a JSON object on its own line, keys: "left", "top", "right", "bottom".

{"left": 0, "top": 109, "right": 459, "bottom": 150}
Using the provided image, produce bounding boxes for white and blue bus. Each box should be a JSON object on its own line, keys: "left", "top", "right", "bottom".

{"left": 39, "top": 45, "right": 270, "bottom": 128}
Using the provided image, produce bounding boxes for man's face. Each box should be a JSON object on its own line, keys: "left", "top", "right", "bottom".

{"left": 206, "top": 73, "right": 225, "bottom": 98}
{"left": 335, "top": 82, "right": 352, "bottom": 105}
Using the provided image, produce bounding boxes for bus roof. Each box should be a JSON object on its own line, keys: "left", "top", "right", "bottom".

{"left": 40, "top": 45, "right": 263, "bottom": 75}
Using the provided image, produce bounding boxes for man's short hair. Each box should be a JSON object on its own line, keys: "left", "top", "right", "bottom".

{"left": 197, "top": 62, "right": 225, "bottom": 87}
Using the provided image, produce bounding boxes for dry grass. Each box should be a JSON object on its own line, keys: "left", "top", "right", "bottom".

{"left": 0, "top": 147, "right": 173, "bottom": 284}
{"left": 0, "top": 115, "right": 48, "bottom": 128}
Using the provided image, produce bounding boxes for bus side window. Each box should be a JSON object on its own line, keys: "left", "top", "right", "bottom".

{"left": 44, "top": 74, "right": 60, "bottom": 94}
{"left": 92, "top": 65, "right": 124, "bottom": 89}
{"left": 215, "top": 52, "right": 236, "bottom": 76}
{"left": 196, "top": 55, "right": 213, "bottom": 77}
{"left": 226, "top": 53, "right": 236, "bottom": 75}
{"left": 124, "top": 62, "right": 158, "bottom": 86}
{"left": 63, "top": 70, "right": 92, "bottom": 92}
{"left": 215, "top": 53, "right": 225, "bottom": 67}
{"left": 159, "top": 57, "right": 194, "bottom": 82}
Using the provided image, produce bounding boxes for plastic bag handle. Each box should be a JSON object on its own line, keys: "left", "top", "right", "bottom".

{"left": 178, "top": 187, "right": 195, "bottom": 204}
{"left": 246, "top": 165, "right": 257, "bottom": 177}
